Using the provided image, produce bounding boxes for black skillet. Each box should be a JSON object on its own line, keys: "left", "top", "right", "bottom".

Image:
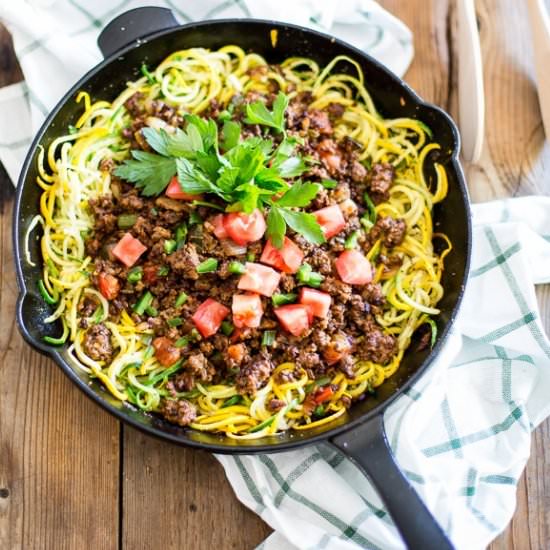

{"left": 13, "top": 7, "right": 471, "bottom": 549}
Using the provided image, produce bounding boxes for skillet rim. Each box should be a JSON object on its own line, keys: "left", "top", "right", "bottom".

{"left": 12, "top": 17, "right": 472, "bottom": 454}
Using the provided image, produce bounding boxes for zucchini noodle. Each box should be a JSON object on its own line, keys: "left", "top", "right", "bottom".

{"left": 32, "top": 47, "right": 450, "bottom": 438}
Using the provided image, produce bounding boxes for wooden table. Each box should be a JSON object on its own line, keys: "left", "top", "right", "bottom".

{"left": 1, "top": 1, "right": 549, "bottom": 548}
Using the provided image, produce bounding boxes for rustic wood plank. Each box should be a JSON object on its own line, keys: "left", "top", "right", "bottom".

{"left": 0, "top": 28, "right": 121, "bottom": 550}
{"left": 122, "top": 427, "right": 271, "bottom": 549}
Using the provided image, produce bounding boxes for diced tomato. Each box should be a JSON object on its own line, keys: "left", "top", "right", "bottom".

{"left": 211, "top": 214, "right": 229, "bottom": 239}
{"left": 112, "top": 233, "right": 147, "bottom": 267}
{"left": 274, "top": 304, "right": 311, "bottom": 337}
{"left": 192, "top": 298, "right": 230, "bottom": 338}
{"left": 152, "top": 337, "right": 181, "bottom": 366}
{"left": 238, "top": 262, "right": 281, "bottom": 297}
{"left": 323, "top": 333, "right": 352, "bottom": 366}
{"left": 299, "top": 287, "right": 332, "bottom": 318}
{"left": 313, "top": 386, "right": 334, "bottom": 404}
{"left": 312, "top": 205, "right": 346, "bottom": 239}
{"left": 142, "top": 265, "right": 158, "bottom": 286}
{"left": 232, "top": 294, "right": 264, "bottom": 328}
{"left": 260, "top": 237, "right": 304, "bottom": 274}
{"left": 335, "top": 250, "right": 373, "bottom": 285}
{"left": 224, "top": 209, "right": 266, "bottom": 246}
{"left": 227, "top": 343, "right": 246, "bottom": 363}
{"left": 165, "top": 175, "right": 203, "bottom": 200}
{"left": 98, "top": 272, "right": 120, "bottom": 300}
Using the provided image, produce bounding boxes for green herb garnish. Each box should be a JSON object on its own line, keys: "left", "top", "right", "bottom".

{"left": 296, "top": 263, "right": 324, "bottom": 288}
{"left": 272, "top": 293, "right": 297, "bottom": 307}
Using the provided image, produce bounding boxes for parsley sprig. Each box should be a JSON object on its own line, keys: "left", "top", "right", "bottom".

{"left": 114, "top": 92, "right": 325, "bottom": 247}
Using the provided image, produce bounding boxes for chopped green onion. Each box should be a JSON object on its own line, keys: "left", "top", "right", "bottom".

{"left": 117, "top": 214, "right": 137, "bottom": 229}
{"left": 228, "top": 261, "right": 246, "bottom": 275}
{"left": 425, "top": 318, "right": 438, "bottom": 348}
{"left": 189, "top": 211, "right": 202, "bottom": 225}
{"left": 140, "top": 63, "right": 156, "bottom": 84}
{"left": 272, "top": 293, "right": 297, "bottom": 307}
{"left": 158, "top": 266, "right": 169, "bottom": 277}
{"left": 249, "top": 415, "right": 276, "bottom": 433}
{"left": 363, "top": 192, "right": 377, "bottom": 224}
{"left": 221, "top": 321, "right": 234, "bottom": 336}
{"left": 296, "top": 264, "right": 324, "bottom": 288}
{"left": 150, "top": 207, "right": 158, "bottom": 216}
{"left": 168, "top": 317, "right": 183, "bottom": 327}
{"left": 221, "top": 394, "right": 243, "bottom": 408}
{"left": 197, "top": 258, "right": 218, "bottom": 274}
{"left": 175, "top": 336, "right": 189, "bottom": 348}
{"left": 38, "top": 280, "right": 58, "bottom": 305}
{"left": 175, "top": 292, "right": 188, "bottom": 307}
{"left": 133, "top": 291, "right": 153, "bottom": 315}
{"left": 313, "top": 405, "right": 325, "bottom": 417}
{"left": 176, "top": 222, "right": 188, "bottom": 248}
{"left": 143, "top": 346, "right": 154, "bottom": 360}
{"left": 145, "top": 305, "right": 158, "bottom": 317}
{"left": 189, "top": 328, "right": 201, "bottom": 341}
{"left": 315, "top": 375, "right": 332, "bottom": 387}
{"left": 127, "top": 267, "right": 143, "bottom": 284}
{"left": 262, "top": 330, "right": 276, "bottom": 347}
{"left": 164, "top": 239, "right": 177, "bottom": 254}
{"left": 321, "top": 178, "right": 338, "bottom": 189}
{"left": 68, "top": 124, "right": 78, "bottom": 135}
{"left": 361, "top": 217, "right": 374, "bottom": 231}
{"left": 246, "top": 251, "right": 256, "bottom": 262}
{"left": 344, "top": 231, "right": 360, "bottom": 250}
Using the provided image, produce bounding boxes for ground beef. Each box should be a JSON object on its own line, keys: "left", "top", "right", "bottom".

{"left": 367, "top": 163, "right": 395, "bottom": 203}
{"left": 82, "top": 323, "right": 113, "bottom": 362}
{"left": 159, "top": 399, "right": 197, "bottom": 426}
{"left": 236, "top": 355, "right": 273, "bottom": 395}
{"left": 379, "top": 217, "right": 407, "bottom": 247}
{"left": 321, "top": 277, "right": 352, "bottom": 303}
{"left": 166, "top": 244, "right": 200, "bottom": 279}
{"left": 362, "top": 283, "right": 385, "bottom": 307}
{"left": 359, "top": 329, "right": 397, "bottom": 365}
{"left": 186, "top": 352, "right": 215, "bottom": 384}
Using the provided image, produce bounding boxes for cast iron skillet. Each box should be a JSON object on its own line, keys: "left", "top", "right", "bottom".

{"left": 13, "top": 7, "right": 471, "bottom": 549}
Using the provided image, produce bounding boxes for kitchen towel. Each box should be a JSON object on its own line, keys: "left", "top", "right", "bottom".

{"left": 2, "top": 2, "right": 550, "bottom": 549}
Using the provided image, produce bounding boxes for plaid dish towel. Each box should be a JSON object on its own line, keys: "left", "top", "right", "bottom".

{"left": 2, "top": 2, "right": 550, "bottom": 549}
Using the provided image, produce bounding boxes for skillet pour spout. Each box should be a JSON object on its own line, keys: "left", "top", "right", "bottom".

{"left": 13, "top": 7, "right": 471, "bottom": 549}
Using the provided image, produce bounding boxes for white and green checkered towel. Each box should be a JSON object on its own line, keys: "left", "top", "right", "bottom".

{"left": 2, "top": 2, "right": 550, "bottom": 549}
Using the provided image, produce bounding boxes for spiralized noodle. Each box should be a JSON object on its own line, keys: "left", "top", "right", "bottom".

{"left": 32, "top": 47, "right": 451, "bottom": 438}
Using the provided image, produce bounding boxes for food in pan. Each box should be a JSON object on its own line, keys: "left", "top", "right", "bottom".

{"left": 29, "top": 46, "right": 450, "bottom": 438}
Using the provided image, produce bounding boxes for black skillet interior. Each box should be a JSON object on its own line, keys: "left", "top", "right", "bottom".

{"left": 14, "top": 19, "right": 470, "bottom": 453}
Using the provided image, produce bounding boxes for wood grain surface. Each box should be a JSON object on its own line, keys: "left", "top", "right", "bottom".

{"left": 0, "top": 1, "right": 549, "bottom": 548}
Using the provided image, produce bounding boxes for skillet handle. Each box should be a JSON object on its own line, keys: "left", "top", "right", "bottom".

{"left": 329, "top": 414, "right": 454, "bottom": 550}
{"left": 97, "top": 7, "right": 179, "bottom": 58}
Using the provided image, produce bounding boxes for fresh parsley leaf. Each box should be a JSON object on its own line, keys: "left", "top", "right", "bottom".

{"left": 255, "top": 168, "right": 288, "bottom": 192}
{"left": 142, "top": 126, "right": 202, "bottom": 159}
{"left": 217, "top": 165, "right": 240, "bottom": 192}
{"left": 176, "top": 158, "right": 222, "bottom": 197}
{"left": 272, "top": 92, "right": 289, "bottom": 132}
{"left": 234, "top": 182, "right": 271, "bottom": 214}
{"left": 245, "top": 92, "right": 288, "bottom": 133}
{"left": 114, "top": 151, "right": 176, "bottom": 196}
{"left": 266, "top": 206, "right": 286, "bottom": 249}
{"left": 274, "top": 156, "right": 308, "bottom": 178}
{"left": 184, "top": 115, "right": 218, "bottom": 151}
{"left": 221, "top": 120, "right": 241, "bottom": 151}
{"left": 195, "top": 151, "right": 221, "bottom": 180}
{"left": 276, "top": 181, "right": 320, "bottom": 208}
{"left": 279, "top": 208, "right": 325, "bottom": 245}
